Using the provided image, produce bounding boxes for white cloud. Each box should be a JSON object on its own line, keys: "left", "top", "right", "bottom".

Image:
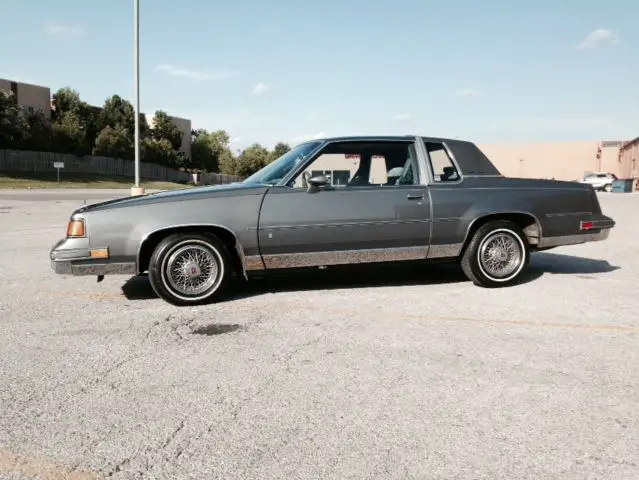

{"left": 455, "top": 88, "right": 478, "bottom": 98}
{"left": 155, "top": 64, "right": 234, "bottom": 81}
{"left": 393, "top": 113, "right": 411, "bottom": 121}
{"left": 576, "top": 28, "right": 618, "bottom": 50}
{"left": 45, "top": 23, "right": 84, "bottom": 36}
{"left": 251, "top": 82, "right": 271, "bottom": 95}
{"left": 291, "top": 132, "right": 325, "bottom": 144}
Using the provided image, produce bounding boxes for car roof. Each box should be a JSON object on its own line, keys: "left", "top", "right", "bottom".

{"left": 297, "top": 135, "right": 501, "bottom": 177}
{"left": 298, "top": 135, "right": 468, "bottom": 145}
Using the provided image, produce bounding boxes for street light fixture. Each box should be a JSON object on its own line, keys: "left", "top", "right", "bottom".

{"left": 131, "top": 0, "right": 144, "bottom": 196}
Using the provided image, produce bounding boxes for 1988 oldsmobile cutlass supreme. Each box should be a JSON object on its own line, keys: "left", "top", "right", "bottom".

{"left": 50, "top": 135, "right": 616, "bottom": 305}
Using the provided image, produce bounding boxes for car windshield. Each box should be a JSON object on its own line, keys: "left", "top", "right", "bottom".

{"left": 242, "top": 141, "right": 323, "bottom": 185}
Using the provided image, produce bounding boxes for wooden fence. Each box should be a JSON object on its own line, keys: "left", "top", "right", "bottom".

{"left": 0, "top": 149, "right": 243, "bottom": 185}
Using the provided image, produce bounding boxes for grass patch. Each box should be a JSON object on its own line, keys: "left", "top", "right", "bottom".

{"left": 0, "top": 170, "right": 192, "bottom": 190}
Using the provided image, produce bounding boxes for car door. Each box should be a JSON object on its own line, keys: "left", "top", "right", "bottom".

{"left": 256, "top": 140, "right": 432, "bottom": 269}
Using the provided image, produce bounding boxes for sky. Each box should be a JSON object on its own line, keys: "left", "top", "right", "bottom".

{"left": 1, "top": 0, "right": 638, "bottom": 150}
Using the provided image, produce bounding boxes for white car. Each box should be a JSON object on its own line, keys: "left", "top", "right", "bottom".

{"left": 579, "top": 172, "right": 617, "bottom": 192}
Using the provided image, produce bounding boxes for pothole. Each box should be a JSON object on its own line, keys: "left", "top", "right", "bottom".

{"left": 191, "top": 323, "right": 243, "bottom": 336}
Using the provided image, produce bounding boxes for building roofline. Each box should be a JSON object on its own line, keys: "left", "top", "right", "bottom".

{"left": 620, "top": 136, "right": 639, "bottom": 150}
{"left": 0, "top": 77, "right": 51, "bottom": 90}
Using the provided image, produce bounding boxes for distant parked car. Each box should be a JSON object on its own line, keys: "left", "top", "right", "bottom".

{"left": 50, "top": 135, "right": 616, "bottom": 306}
{"left": 579, "top": 172, "right": 617, "bottom": 192}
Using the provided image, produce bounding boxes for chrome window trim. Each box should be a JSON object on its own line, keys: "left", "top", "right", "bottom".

{"left": 420, "top": 138, "right": 465, "bottom": 186}
{"left": 278, "top": 137, "right": 426, "bottom": 190}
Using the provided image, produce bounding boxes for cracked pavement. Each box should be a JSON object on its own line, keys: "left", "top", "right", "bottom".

{"left": 0, "top": 190, "right": 637, "bottom": 479}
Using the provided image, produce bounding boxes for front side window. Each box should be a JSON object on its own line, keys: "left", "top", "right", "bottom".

{"left": 289, "top": 141, "right": 419, "bottom": 189}
{"left": 242, "top": 141, "right": 322, "bottom": 185}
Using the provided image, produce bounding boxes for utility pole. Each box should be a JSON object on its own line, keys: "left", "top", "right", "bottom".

{"left": 131, "top": 0, "right": 144, "bottom": 196}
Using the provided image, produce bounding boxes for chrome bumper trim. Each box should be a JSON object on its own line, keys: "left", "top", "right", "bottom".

{"left": 51, "top": 260, "right": 137, "bottom": 276}
{"left": 538, "top": 228, "right": 611, "bottom": 248}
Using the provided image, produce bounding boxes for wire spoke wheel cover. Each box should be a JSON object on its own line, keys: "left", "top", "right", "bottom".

{"left": 477, "top": 229, "right": 524, "bottom": 280}
{"left": 162, "top": 240, "right": 221, "bottom": 298}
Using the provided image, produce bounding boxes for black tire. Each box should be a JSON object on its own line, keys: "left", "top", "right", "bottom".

{"left": 603, "top": 183, "right": 612, "bottom": 192}
{"left": 147, "top": 232, "right": 232, "bottom": 306}
{"left": 460, "top": 220, "right": 530, "bottom": 288}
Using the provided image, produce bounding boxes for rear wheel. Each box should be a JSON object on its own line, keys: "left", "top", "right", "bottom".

{"left": 148, "top": 232, "right": 231, "bottom": 306}
{"left": 460, "top": 220, "right": 530, "bottom": 288}
{"left": 603, "top": 183, "right": 612, "bottom": 192}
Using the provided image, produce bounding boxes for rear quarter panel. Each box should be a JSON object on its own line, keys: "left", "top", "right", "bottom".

{"left": 428, "top": 176, "right": 598, "bottom": 249}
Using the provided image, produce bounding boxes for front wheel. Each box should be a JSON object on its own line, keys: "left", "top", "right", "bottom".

{"left": 603, "top": 183, "right": 612, "bottom": 192}
{"left": 148, "top": 232, "right": 231, "bottom": 306}
{"left": 460, "top": 220, "right": 530, "bottom": 288}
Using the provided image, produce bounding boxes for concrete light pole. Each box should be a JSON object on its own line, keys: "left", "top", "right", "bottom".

{"left": 131, "top": 0, "right": 145, "bottom": 196}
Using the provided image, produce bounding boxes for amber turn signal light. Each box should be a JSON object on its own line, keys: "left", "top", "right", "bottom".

{"left": 66, "top": 219, "right": 85, "bottom": 237}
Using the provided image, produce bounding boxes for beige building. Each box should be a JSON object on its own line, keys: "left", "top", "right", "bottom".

{"left": 146, "top": 113, "right": 192, "bottom": 159}
{"left": 618, "top": 137, "right": 638, "bottom": 179}
{"left": 478, "top": 140, "right": 632, "bottom": 181}
{"left": 0, "top": 78, "right": 51, "bottom": 120}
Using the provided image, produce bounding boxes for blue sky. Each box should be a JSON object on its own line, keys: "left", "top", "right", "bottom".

{"left": 2, "top": 0, "right": 637, "bottom": 150}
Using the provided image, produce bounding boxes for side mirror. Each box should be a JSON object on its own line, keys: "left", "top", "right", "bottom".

{"left": 308, "top": 174, "right": 328, "bottom": 187}
{"left": 307, "top": 174, "right": 328, "bottom": 192}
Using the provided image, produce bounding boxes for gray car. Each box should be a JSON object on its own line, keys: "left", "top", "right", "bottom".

{"left": 49, "top": 135, "right": 615, "bottom": 306}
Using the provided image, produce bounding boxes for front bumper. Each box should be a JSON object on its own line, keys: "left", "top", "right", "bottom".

{"left": 49, "top": 238, "right": 137, "bottom": 276}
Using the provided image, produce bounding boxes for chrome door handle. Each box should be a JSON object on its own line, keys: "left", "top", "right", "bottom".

{"left": 406, "top": 193, "right": 423, "bottom": 200}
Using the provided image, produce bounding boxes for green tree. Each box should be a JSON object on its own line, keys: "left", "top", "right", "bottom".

{"left": 150, "top": 110, "right": 182, "bottom": 151}
{"left": 52, "top": 111, "right": 87, "bottom": 155}
{"left": 92, "top": 125, "right": 133, "bottom": 159}
{"left": 235, "top": 143, "right": 269, "bottom": 177}
{"left": 268, "top": 142, "right": 290, "bottom": 163}
{"left": 97, "top": 94, "right": 148, "bottom": 139}
{"left": 0, "top": 91, "right": 29, "bottom": 149}
{"left": 94, "top": 95, "right": 150, "bottom": 160}
{"left": 50, "top": 87, "right": 98, "bottom": 155}
{"left": 23, "top": 108, "right": 53, "bottom": 151}
{"left": 142, "top": 137, "right": 179, "bottom": 168}
{"left": 191, "top": 128, "right": 236, "bottom": 173}
{"left": 218, "top": 148, "right": 237, "bottom": 175}
{"left": 51, "top": 87, "right": 82, "bottom": 119}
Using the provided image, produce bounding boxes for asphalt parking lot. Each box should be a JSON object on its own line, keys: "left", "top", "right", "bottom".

{"left": 0, "top": 190, "right": 637, "bottom": 480}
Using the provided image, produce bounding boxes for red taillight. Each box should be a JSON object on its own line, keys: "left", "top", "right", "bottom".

{"left": 581, "top": 221, "right": 593, "bottom": 231}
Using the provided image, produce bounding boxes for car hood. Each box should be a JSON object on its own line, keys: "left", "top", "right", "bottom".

{"left": 72, "top": 182, "right": 267, "bottom": 214}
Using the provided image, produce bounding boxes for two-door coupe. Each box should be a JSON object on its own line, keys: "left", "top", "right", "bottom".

{"left": 50, "top": 135, "right": 615, "bottom": 305}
